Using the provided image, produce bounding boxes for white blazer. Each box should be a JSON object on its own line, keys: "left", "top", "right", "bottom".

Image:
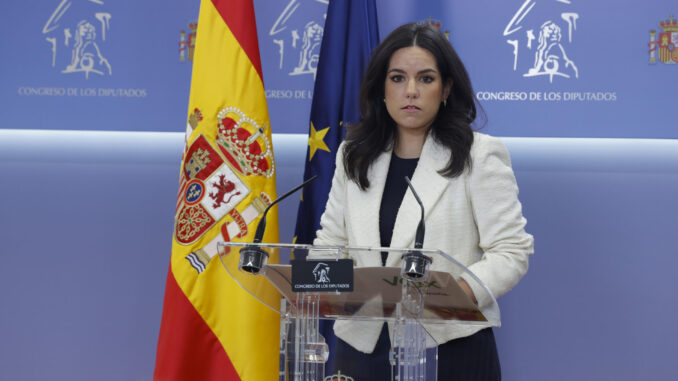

{"left": 314, "top": 132, "right": 534, "bottom": 353}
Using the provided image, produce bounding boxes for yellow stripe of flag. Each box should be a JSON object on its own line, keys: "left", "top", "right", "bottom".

{"left": 165, "top": 0, "right": 281, "bottom": 379}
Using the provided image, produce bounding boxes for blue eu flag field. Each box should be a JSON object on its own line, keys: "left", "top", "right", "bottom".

{"left": 293, "top": 0, "right": 380, "bottom": 246}
{"left": 293, "top": 2, "right": 380, "bottom": 375}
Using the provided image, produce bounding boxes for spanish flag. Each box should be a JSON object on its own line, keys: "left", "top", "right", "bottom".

{"left": 154, "top": 0, "right": 280, "bottom": 380}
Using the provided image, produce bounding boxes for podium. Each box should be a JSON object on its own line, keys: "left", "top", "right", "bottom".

{"left": 218, "top": 242, "right": 500, "bottom": 381}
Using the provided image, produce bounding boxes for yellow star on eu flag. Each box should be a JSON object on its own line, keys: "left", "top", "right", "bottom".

{"left": 307, "top": 122, "right": 331, "bottom": 161}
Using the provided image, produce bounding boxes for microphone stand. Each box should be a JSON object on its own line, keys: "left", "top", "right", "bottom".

{"left": 400, "top": 176, "right": 432, "bottom": 280}
{"left": 238, "top": 175, "right": 318, "bottom": 274}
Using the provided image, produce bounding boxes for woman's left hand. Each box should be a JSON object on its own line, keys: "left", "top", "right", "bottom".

{"left": 458, "top": 278, "right": 478, "bottom": 305}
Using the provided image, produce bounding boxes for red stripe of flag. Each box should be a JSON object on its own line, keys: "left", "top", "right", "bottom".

{"left": 153, "top": 268, "right": 240, "bottom": 381}
{"left": 212, "top": 0, "right": 264, "bottom": 80}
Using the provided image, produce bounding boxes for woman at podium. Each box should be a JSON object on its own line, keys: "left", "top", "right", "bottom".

{"left": 314, "top": 22, "right": 534, "bottom": 380}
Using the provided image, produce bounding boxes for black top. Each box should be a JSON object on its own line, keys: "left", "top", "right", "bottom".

{"left": 379, "top": 153, "right": 419, "bottom": 265}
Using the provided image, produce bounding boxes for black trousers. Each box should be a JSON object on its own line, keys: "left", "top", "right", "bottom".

{"left": 332, "top": 324, "right": 501, "bottom": 381}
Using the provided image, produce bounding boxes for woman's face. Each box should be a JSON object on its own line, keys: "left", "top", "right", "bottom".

{"left": 384, "top": 45, "right": 451, "bottom": 135}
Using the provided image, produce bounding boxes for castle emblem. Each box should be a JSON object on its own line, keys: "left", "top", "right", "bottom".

{"left": 649, "top": 15, "right": 678, "bottom": 64}
{"left": 183, "top": 134, "right": 224, "bottom": 181}
{"left": 186, "top": 149, "right": 211, "bottom": 178}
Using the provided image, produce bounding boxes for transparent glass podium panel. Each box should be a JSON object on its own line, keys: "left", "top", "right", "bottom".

{"left": 217, "top": 242, "right": 500, "bottom": 381}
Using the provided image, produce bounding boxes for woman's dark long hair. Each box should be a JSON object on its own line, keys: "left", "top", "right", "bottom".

{"left": 343, "top": 23, "right": 481, "bottom": 190}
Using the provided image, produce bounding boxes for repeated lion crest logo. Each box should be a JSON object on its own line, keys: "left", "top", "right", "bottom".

{"left": 312, "top": 262, "right": 331, "bottom": 283}
{"left": 269, "top": 0, "right": 328, "bottom": 79}
{"left": 42, "top": 0, "right": 112, "bottom": 79}
{"left": 503, "top": 0, "right": 580, "bottom": 83}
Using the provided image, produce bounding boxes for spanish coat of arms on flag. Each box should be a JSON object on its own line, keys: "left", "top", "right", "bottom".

{"left": 154, "top": 0, "right": 281, "bottom": 380}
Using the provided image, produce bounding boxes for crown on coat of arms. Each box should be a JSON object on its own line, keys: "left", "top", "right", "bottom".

{"left": 216, "top": 107, "right": 275, "bottom": 178}
{"left": 324, "top": 371, "right": 354, "bottom": 381}
{"left": 659, "top": 15, "right": 678, "bottom": 32}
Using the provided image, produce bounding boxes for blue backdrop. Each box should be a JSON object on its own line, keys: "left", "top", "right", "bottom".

{"left": 1, "top": 1, "right": 678, "bottom": 381}
{"left": 2, "top": 0, "right": 676, "bottom": 137}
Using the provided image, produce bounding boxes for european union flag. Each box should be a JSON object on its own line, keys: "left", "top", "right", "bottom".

{"left": 293, "top": 1, "right": 379, "bottom": 375}
{"left": 293, "top": 0, "right": 380, "bottom": 246}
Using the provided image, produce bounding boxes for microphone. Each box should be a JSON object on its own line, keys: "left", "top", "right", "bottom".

{"left": 239, "top": 175, "right": 318, "bottom": 274}
{"left": 400, "top": 176, "right": 432, "bottom": 280}
{"left": 405, "top": 176, "right": 425, "bottom": 249}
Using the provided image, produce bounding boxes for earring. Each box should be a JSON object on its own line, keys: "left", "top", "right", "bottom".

{"left": 384, "top": 98, "right": 386, "bottom": 103}
{"left": 443, "top": 99, "right": 447, "bottom": 107}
